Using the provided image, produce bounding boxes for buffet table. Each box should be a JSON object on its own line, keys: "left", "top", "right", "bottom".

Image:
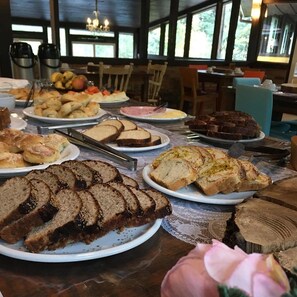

{"left": 0, "top": 99, "right": 296, "bottom": 297}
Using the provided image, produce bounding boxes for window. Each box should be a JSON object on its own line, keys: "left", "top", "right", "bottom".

{"left": 258, "top": 3, "right": 295, "bottom": 63}
{"left": 119, "top": 33, "right": 134, "bottom": 58}
{"left": 72, "top": 42, "right": 115, "bottom": 58}
{"left": 47, "top": 28, "right": 67, "bottom": 56}
{"left": 12, "top": 38, "right": 42, "bottom": 55}
{"left": 217, "top": 2, "right": 232, "bottom": 59}
{"left": 232, "top": 0, "right": 252, "bottom": 61}
{"left": 12, "top": 24, "right": 43, "bottom": 32}
{"left": 175, "top": 17, "right": 186, "bottom": 57}
{"left": 163, "top": 23, "right": 169, "bottom": 56}
{"left": 69, "top": 29, "right": 115, "bottom": 37}
{"left": 148, "top": 26, "right": 161, "bottom": 55}
{"left": 189, "top": 7, "right": 216, "bottom": 59}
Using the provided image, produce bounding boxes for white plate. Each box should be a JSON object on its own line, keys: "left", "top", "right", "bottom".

{"left": 120, "top": 107, "right": 187, "bottom": 122}
{"left": 0, "top": 219, "right": 162, "bottom": 263}
{"left": 9, "top": 116, "right": 27, "bottom": 130}
{"left": 191, "top": 131, "right": 265, "bottom": 144}
{"left": 142, "top": 165, "right": 255, "bottom": 205}
{"left": 15, "top": 99, "right": 33, "bottom": 107}
{"left": 0, "top": 144, "right": 80, "bottom": 177}
{"left": 109, "top": 129, "right": 170, "bottom": 152}
{"left": 92, "top": 96, "right": 130, "bottom": 105}
{"left": 22, "top": 106, "right": 107, "bottom": 124}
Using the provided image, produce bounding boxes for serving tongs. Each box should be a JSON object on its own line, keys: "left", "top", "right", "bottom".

{"left": 54, "top": 128, "right": 137, "bottom": 171}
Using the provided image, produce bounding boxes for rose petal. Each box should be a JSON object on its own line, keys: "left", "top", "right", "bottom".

{"left": 161, "top": 256, "right": 219, "bottom": 297}
{"left": 204, "top": 241, "right": 247, "bottom": 283}
{"left": 253, "top": 273, "right": 287, "bottom": 297}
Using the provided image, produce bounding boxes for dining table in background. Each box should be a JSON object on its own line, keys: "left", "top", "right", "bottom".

{"left": 0, "top": 99, "right": 296, "bottom": 297}
{"left": 197, "top": 69, "right": 244, "bottom": 111}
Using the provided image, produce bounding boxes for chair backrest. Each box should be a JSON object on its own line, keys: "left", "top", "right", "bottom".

{"left": 147, "top": 60, "right": 168, "bottom": 101}
{"left": 99, "top": 62, "right": 134, "bottom": 92}
{"left": 233, "top": 77, "right": 261, "bottom": 87}
{"left": 179, "top": 67, "right": 199, "bottom": 99}
{"left": 235, "top": 84, "right": 273, "bottom": 135}
{"left": 243, "top": 70, "right": 266, "bottom": 82}
{"left": 291, "top": 77, "right": 297, "bottom": 84}
{"left": 189, "top": 64, "right": 208, "bottom": 70}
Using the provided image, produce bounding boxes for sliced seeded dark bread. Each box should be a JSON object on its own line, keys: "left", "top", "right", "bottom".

{"left": 88, "top": 183, "right": 128, "bottom": 235}
{"left": 62, "top": 160, "right": 102, "bottom": 188}
{"left": 24, "top": 189, "right": 82, "bottom": 253}
{"left": 0, "top": 177, "right": 34, "bottom": 231}
{"left": 120, "top": 173, "right": 139, "bottom": 188}
{"left": 46, "top": 164, "right": 77, "bottom": 189}
{"left": 26, "top": 170, "right": 61, "bottom": 194}
{"left": 82, "top": 159, "right": 122, "bottom": 183}
{"left": 0, "top": 179, "right": 58, "bottom": 244}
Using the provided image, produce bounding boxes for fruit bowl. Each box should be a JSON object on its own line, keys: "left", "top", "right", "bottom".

{"left": 50, "top": 71, "right": 88, "bottom": 92}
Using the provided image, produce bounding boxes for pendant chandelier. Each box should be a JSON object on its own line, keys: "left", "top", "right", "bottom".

{"left": 86, "top": 0, "right": 110, "bottom": 33}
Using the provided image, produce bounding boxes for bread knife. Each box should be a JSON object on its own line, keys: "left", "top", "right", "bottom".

{"left": 54, "top": 129, "right": 138, "bottom": 171}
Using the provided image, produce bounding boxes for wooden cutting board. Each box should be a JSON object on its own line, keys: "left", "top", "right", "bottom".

{"left": 224, "top": 176, "right": 297, "bottom": 268}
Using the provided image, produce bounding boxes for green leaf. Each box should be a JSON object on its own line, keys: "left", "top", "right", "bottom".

{"left": 218, "top": 284, "right": 249, "bottom": 297}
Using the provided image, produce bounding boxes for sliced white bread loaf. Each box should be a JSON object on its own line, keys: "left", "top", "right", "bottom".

{"left": 24, "top": 189, "right": 82, "bottom": 253}
{"left": 119, "top": 119, "right": 137, "bottom": 131}
{"left": 83, "top": 124, "right": 120, "bottom": 143}
{"left": 150, "top": 158, "right": 198, "bottom": 191}
{"left": 0, "top": 179, "right": 58, "bottom": 244}
{"left": 26, "top": 170, "right": 61, "bottom": 194}
{"left": 62, "top": 160, "right": 102, "bottom": 188}
{"left": 0, "top": 177, "right": 34, "bottom": 231}
{"left": 131, "top": 135, "right": 161, "bottom": 147}
{"left": 98, "top": 119, "right": 124, "bottom": 132}
{"left": 82, "top": 159, "right": 122, "bottom": 183}
{"left": 46, "top": 164, "right": 77, "bottom": 189}
{"left": 116, "top": 129, "right": 152, "bottom": 147}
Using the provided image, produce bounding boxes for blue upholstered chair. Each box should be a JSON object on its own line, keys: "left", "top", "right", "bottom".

{"left": 233, "top": 77, "right": 261, "bottom": 88}
{"left": 235, "top": 84, "right": 293, "bottom": 140}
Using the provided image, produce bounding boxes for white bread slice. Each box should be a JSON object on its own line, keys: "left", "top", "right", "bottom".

{"left": 119, "top": 119, "right": 137, "bottom": 131}
{"left": 131, "top": 135, "right": 161, "bottom": 147}
{"left": 149, "top": 158, "right": 198, "bottom": 191}
{"left": 83, "top": 124, "right": 120, "bottom": 143}
{"left": 98, "top": 119, "right": 124, "bottom": 132}
{"left": 116, "top": 129, "right": 152, "bottom": 146}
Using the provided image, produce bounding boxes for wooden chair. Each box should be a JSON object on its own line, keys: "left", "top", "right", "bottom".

{"left": 243, "top": 70, "right": 266, "bottom": 82}
{"left": 146, "top": 60, "right": 168, "bottom": 104}
{"left": 98, "top": 62, "right": 134, "bottom": 92}
{"left": 179, "top": 67, "right": 216, "bottom": 116}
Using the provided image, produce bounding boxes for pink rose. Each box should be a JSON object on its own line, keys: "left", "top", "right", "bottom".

{"left": 161, "top": 240, "right": 290, "bottom": 297}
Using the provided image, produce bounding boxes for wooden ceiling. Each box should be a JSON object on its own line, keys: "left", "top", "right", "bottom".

{"left": 9, "top": 0, "right": 208, "bottom": 28}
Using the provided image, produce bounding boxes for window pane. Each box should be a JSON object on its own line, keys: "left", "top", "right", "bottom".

{"left": 95, "top": 44, "right": 115, "bottom": 58}
{"left": 69, "top": 29, "right": 114, "bottom": 37}
{"left": 163, "top": 23, "right": 169, "bottom": 56}
{"left": 175, "top": 17, "right": 186, "bottom": 57}
{"left": 72, "top": 43, "right": 94, "bottom": 57}
{"left": 189, "top": 7, "right": 216, "bottom": 59}
{"left": 217, "top": 2, "right": 232, "bottom": 59}
{"left": 119, "top": 33, "right": 134, "bottom": 58}
{"left": 258, "top": 3, "right": 295, "bottom": 63}
{"left": 47, "top": 28, "right": 67, "bottom": 56}
{"left": 232, "top": 1, "right": 252, "bottom": 61}
{"left": 12, "top": 24, "right": 43, "bottom": 32}
{"left": 148, "top": 27, "right": 160, "bottom": 55}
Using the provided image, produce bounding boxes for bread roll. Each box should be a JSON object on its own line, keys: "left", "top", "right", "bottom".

{"left": 22, "top": 144, "right": 60, "bottom": 164}
{"left": 0, "top": 152, "right": 29, "bottom": 168}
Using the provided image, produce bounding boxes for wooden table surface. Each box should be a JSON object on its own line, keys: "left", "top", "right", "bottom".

{"left": 0, "top": 99, "right": 293, "bottom": 297}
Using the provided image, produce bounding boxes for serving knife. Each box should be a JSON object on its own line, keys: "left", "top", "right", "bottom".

{"left": 54, "top": 128, "right": 138, "bottom": 171}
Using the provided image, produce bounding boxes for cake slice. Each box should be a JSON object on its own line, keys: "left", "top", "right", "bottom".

{"left": 116, "top": 130, "right": 152, "bottom": 147}
{"left": 83, "top": 124, "right": 120, "bottom": 143}
{"left": 119, "top": 119, "right": 137, "bottom": 131}
{"left": 0, "top": 179, "right": 58, "bottom": 244}
{"left": 24, "top": 189, "right": 82, "bottom": 253}
{"left": 98, "top": 119, "right": 124, "bottom": 132}
{"left": 0, "top": 177, "right": 34, "bottom": 231}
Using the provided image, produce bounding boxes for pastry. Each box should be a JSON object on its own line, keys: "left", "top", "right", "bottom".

{"left": 22, "top": 143, "right": 60, "bottom": 164}
{"left": 0, "top": 152, "right": 29, "bottom": 168}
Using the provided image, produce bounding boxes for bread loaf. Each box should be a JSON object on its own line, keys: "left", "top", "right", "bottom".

{"left": 83, "top": 124, "right": 120, "bottom": 143}
{"left": 116, "top": 130, "right": 152, "bottom": 146}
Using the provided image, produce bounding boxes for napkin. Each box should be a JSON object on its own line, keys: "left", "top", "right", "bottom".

{"left": 0, "top": 77, "right": 29, "bottom": 89}
{"left": 291, "top": 135, "right": 297, "bottom": 171}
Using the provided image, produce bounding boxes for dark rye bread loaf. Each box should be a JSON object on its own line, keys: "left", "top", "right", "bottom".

{"left": 186, "top": 110, "right": 261, "bottom": 140}
{"left": 26, "top": 170, "right": 61, "bottom": 194}
{"left": 120, "top": 173, "right": 139, "bottom": 188}
{"left": 62, "top": 160, "right": 102, "bottom": 188}
{"left": 0, "top": 177, "right": 35, "bottom": 231}
{"left": 0, "top": 179, "right": 58, "bottom": 243}
{"left": 88, "top": 183, "right": 128, "bottom": 235}
{"left": 24, "top": 189, "right": 82, "bottom": 253}
{"left": 46, "top": 164, "right": 77, "bottom": 189}
{"left": 82, "top": 159, "right": 122, "bottom": 183}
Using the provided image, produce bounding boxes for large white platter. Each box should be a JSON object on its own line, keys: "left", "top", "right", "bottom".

{"left": 142, "top": 165, "right": 255, "bottom": 205}
{"left": 109, "top": 129, "right": 170, "bottom": 152}
{"left": 9, "top": 116, "right": 27, "bottom": 130}
{"left": 91, "top": 95, "right": 130, "bottom": 105}
{"left": 0, "top": 144, "right": 80, "bottom": 177}
{"left": 120, "top": 107, "right": 187, "bottom": 122}
{"left": 190, "top": 131, "right": 265, "bottom": 144}
{"left": 0, "top": 219, "right": 162, "bottom": 263}
{"left": 22, "top": 106, "right": 107, "bottom": 124}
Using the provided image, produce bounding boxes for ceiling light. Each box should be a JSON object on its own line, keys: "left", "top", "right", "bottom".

{"left": 86, "top": 0, "right": 110, "bottom": 33}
